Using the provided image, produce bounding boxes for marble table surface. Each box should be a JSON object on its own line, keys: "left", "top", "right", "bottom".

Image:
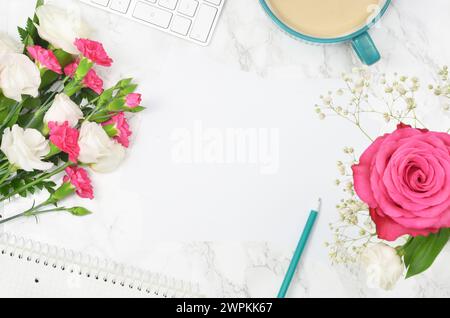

{"left": 1, "top": 0, "right": 450, "bottom": 297}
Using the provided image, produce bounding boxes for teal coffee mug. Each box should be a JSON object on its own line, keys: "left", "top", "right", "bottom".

{"left": 260, "top": 0, "right": 391, "bottom": 65}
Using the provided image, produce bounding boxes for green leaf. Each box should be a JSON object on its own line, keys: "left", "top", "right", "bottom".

{"left": 26, "top": 18, "right": 37, "bottom": 38}
{"left": 117, "top": 84, "right": 138, "bottom": 97}
{"left": 21, "top": 97, "right": 41, "bottom": 110}
{"left": 67, "top": 207, "right": 93, "bottom": 217}
{"left": 98, "top": 87, "right": 116, "bottom": 107}
{"left": 0, "top": 95, "right": 17, "bottom": 123}
{"left": 35, "top": 0, "right": 45, "bottom": 10}
{"left": 403, "top": 228, "right": 450, "bottom": 278}
{"left": 117, "top": 78, "right": 133, "bottom": 88}
{"left": 17, "top": 27, "right": 28, "bottom": 43}
{"left": 40, "top": 71, "right": 60, "bottom": 90}
{"left": 107, "top": 99, "right": 126, "bottom": 111}
{"left": 53, "top": 49, "right": 74, "bottom": 68}
{"left": 127, "top": 106, "right": 146, "bottom": 113}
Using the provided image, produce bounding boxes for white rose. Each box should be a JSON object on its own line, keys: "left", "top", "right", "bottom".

{"left": 361, "top": 243, "right": 404, "bottom": 291}
{"left": 36, "top": 3, "right": 90, "bottom": 54}
{"left": 91, "top": 142, "right": 126, "bottom": 173}
{"left": 78, "top": 122, "right": 112, "bottom": 164}
{"left": 0, "top": 32, "right": 22, "bottom": 60}
{"left": 78, "top": 122, "right": 126, "bottom": 173}
{"left": 0, "top": 125, "right": 53, "bottom": 172}
{"left": 44, "top": 93, "right": 83, "bottom": 127}
{"left": 0, "top": 54, "right": 41, "bottom": 102}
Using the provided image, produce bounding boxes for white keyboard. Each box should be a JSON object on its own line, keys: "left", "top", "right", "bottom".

{"left": 80, "top": 0, "right": 225, "bottom": 46}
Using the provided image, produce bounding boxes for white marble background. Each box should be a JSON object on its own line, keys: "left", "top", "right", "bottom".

{"left": 1, "top": 0, "right": 450, "bottom": 297}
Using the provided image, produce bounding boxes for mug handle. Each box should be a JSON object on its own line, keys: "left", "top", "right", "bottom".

{"left": 351, "top": 32, "right": 381, "bottom": 66}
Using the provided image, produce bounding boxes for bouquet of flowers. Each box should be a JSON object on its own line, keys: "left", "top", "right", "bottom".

{"left": 0, "top": 1, "right": 144, "bottom": 225}
{"left": 317, "top": 67, "right": 450, "bottom": 290}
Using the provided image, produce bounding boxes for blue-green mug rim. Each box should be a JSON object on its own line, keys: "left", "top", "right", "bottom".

{"left": 259, "top": 0, "right": 391, "bottom": 44}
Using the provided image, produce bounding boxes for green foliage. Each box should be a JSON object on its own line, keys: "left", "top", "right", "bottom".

{"left": 0, "top": 95, "right": 18, "bottom": 125}
{"left": 54, "top": 49, "right": 74, "bottom": 68}
{"left": 17, "top": 0, "right": 47, "bottom": 48}
{"left": 35, "top": 0, "right": 45, "bottom": 11}
{"left": 403, "top": 229, "right": 450, "bottom": 278}
{"left": 128, "top": 106, "right": 146, "bottom": 113}
{"left": 40, "top": 71, "right": 60, "bottom": 91}
{"left": 0, "top": 98, "right": 25, "bottom": 132}
{"left": 18, "top": 18, "right": 37, "bottom": 48}
{"left": 0, "top": 171, "right": 57, "bottom": 198}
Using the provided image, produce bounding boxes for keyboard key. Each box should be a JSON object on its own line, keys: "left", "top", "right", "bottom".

{"left": 190, "top": 4, "right": 217, "bottom": 43}
{"left": 110, "top": 0, "right": 131, "bottom": 13}
{"left": 80, "top": 0, "right": 224, "bottom": 46}
{"left": 170, "top": 15, "right": 191, "bottom": 35}
{"left": 205, "top": 0, "right": 221, "bottom": 5}
{"left": 159, "top": 0, "right": 178, "bottom": 10}
{"left": 133, "top": 2, "right": 173, "bottom": 29}
{"left": 91, "top": 0, "right": 109, "bottom": 6}
{"left": 177, "top": 0, "right": 198, "bottom": 17}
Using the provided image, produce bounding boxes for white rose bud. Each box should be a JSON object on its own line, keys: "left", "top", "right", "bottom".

{"left": 36, "top": 4, "right": 90, "bottom": 54}
{"left": 78, "top": 122, "right": 126, "bottom": 173}
{"left": 1, "top": 125, "right": 53, "bottom": 172}
{"left": 361, "top": 243, "right": 404, "bottom": 291}
{"left": 0, "top": 54, "right": 41, "bottom": 102}
{"left": 44, "top": 93, "right": 84, "bottom": 128}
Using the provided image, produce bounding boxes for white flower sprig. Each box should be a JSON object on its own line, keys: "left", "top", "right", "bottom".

{"left": 429, "top": 66, "right": 450, "bottom": 132}
{"left": 314, "top": 67, "right": 428, "bottom": 141}
{"left": 325, "top": 147, "right": 377, "bottom": 265}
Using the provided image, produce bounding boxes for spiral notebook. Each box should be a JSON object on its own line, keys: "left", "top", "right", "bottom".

{"left": 0, "top": 232, "right": 201, "bottom": 298}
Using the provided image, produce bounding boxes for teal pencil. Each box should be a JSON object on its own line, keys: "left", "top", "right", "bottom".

{"left": 277, "top": 199, "right": 321, "bottom": 298}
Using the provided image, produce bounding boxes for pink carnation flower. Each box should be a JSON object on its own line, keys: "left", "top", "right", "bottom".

{"left": 83, "top": 69, "right": 104, "bottom": 95}
{"left": 74, "top": 38, "right": 113, "bottom": 67}
{"left": 64, "top": 166, "right": 94, "bottom": 200}
{"left": 125, "top": 93, "right": 142, "bottom": 108}
{"left": 103, "top": 112, "right": 132, "bottom": 148}
{"left": 48, "top": 121, "right": 80, "bottom": 163}
{"left": 64, "top": 61, "right": 104, "bottom": 95}
{"left": 27, "top": 45, "right": 62, "bottom": 74}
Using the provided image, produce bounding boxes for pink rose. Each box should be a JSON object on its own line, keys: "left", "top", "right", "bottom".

{"left": 352, "top": 124, "right": 450, "bottom": 241}
{"left": 48, "top": 121, "right": 80, "bottom": 163}
{"left": 64, "top": 61, "right": 104, "bottom": 95}
{"left": 74, "top": 38, "right": 113, "bottom": 67}
{"left": 64, "top": 166, "right": 94, "bottom": 200}
{"left": 102, "top": 112, "right": 132, "bottom": 148}
{"left": 125, "top": 93, "right": 142, "bottom": 108}
{"left": 27, "top": 45, "right": 62, "bottom": 74}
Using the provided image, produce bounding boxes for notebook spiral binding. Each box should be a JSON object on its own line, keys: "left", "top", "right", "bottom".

{"left": 0, "top": 232, "right": 201, "bottom": 298}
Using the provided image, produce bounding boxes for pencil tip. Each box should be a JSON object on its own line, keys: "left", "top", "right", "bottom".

{"left": 316, "top": 198, "right": 322, "bottom": 213}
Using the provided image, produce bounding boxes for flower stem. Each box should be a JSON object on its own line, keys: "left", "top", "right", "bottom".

{"left": 0, "top": 203, "right": 68, "bottom": 225}
{"left": 0, "top": 212, "right": 27, "bottom": 225}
